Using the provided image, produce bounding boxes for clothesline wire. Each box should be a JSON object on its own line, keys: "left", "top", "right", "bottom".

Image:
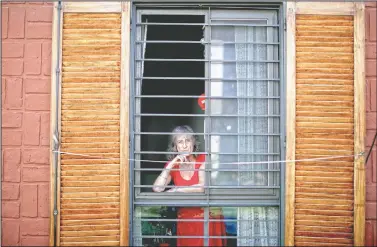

{"left": 52, "top": 150, "right": 362, "bottom": 165}
{"left": 366, "top": 131, "right": 377, "bottom": 164}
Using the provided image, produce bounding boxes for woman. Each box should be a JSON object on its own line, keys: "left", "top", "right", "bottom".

{"left": 153, "top": 125, "right": 226, "bottom": 246}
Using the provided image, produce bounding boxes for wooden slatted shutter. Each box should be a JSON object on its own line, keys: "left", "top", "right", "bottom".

{"left": 49, "top": 2, "right": 130, "bottom": 246}
{"left": 285, "top": 2, "right": 365, "bottom": 246}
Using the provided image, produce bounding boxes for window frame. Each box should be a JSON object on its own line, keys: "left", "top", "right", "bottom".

{"left": 129, "top": 3, "right": 286, "bottom": 245}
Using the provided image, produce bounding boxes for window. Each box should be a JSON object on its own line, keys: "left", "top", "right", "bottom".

{"left": 131, "top": 5, "right": 284, "bottom": 246}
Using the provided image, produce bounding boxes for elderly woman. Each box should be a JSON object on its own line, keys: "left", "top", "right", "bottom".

{"left": 153, "top": 125, "right": 204, "bottom": 193}
{"left": 153, "top": 125, "right": 226, "bottom": 246}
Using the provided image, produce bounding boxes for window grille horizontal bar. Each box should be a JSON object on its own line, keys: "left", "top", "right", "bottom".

{"left": 134, "top": 151, "right": 280, "bottom": 155}
{"left": 133, "top": 201, "right": 280, "bottom": 206}
{"left": 135, "top": 77, "right": 280, "bottom": 81}
{"left": 134, "top": 4, "right": 281, "bottom": 10}
{"left": 136, "top": 22, "right": 279, "bottom": 27}
{"left": 133, "top": 235, "right": 279, "bottom": 239}
{"left": 134, "top": 95, "right": 280, "bottom": 99}
{"left": 203, "top": 192, "right": 280, "bottom": 197}
{"left": 131, "top": 159, "right": 283, "bottom": 164}
{"left": 212, "top": 17, "right": 277, "bottom": 21}
{"left": 134, "top": 132, "right": 280, "bottom": 136}
{"left": 135, "top": 218, "right": 279, "bottom": 223}
{"left": 136, "top": 58, "right": 279, "bottom": 63}
{"left": 136, "top": 40, "right": 280, "bottom": 45}
{"left": 134, "top": 185, "right": 280, "bottom": 189}
{"left": 135, "top": 114, "right": 280, "bottom": 117}
{"left": 136, "top": 195, "right": 280, "bottom": 201}
{"left": 134, "top": 168, "right": 280, "bottom": 172}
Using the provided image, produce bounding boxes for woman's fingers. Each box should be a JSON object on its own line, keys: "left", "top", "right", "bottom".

{"left": 176, "top": 155, "right": 186, "bottom": 162}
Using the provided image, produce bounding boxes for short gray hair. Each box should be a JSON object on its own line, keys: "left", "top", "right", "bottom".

{"left": 166, "top": 125, "right": 200, "bottom": 161}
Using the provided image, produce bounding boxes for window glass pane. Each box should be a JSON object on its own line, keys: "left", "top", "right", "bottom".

{"left": 133, "top": 206, "right": 279, "bottom": 246}
{"left": 209, "top": 17, "right": 280, "bottom": 189}
{"left": 210, "top": 154, "right": 280, "bottom": 188}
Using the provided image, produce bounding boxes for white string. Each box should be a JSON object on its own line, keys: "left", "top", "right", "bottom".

{"left": 52, "top": 150, "right": 362, "bottom": 165}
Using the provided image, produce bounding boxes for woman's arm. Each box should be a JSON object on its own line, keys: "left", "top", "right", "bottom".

{"left": 152, "top": 155, "right": 183, "bottom": 192}
{"left": 167, "top": 163, "right": 205, "bottom": 193}
{"left": 152, "top": 169, "right": 172, "bottom": 192}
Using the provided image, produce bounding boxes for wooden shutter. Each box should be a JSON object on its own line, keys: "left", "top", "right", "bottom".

{"left": 285, "top": 2, "right": 365, "bottom": 246}
{"left": 49, "top": 2, "right": 130, "bottom": 246}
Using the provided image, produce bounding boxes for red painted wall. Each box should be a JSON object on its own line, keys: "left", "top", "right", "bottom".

{"left": 2, "top": 2, "right": 52, "bottom": 245}
{"left": 1, "top": 1, "right": 376, "bottom": 246}
{"left": 365, "top": 2, "right": 377, "bottom": 246}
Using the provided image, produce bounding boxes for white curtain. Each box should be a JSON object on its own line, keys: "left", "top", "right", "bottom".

{"left": 236, "top": 25, "right": 269, "bottom": 187}
{"left": 235, "top": 25, "right": 279, "bottom": 246}
{"left": 210, "top": 17, "right": 279, "bottom": 246}
{"left": 237, "top": 207, "right": 279, "bottom": 246}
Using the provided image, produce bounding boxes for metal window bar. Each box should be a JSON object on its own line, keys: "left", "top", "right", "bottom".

{"left": 136, "top": 40, "right": 280, "bottom": 44}
{"left": 134, "top": 168, "right": 281, "bottom": 171}
{"left": 131, "top": 160, "right": 282, "bottom": 164}
{"left": 134, "top": 151, "right": 280, "bottom": 155}
{"left": 135, "top": 113, "right": 280, "bottom": 117}
{"left": 135, "top": 76, "right": 280, "bottom": 80}
{"left": 134, "top": 217, "right": 276, "bottom": 222}
{"left": 134, "top": 201, "right": 280, "bottom": 206}
{"left": 134, "top": 236, "right": 279, "bottom": 239}
{"left": 129, "top": 5, "right": 136, "bottom": 245}
{"left": 135, "top": 185, "right": 280, "bottom": 189}
{"left": 134, "top": 95, "right": 279, "bottom": 98}
{"left": 129, "top": 158, "right": 285, "bottom": 164}
{"left": 136, "top": 22, "right": 280, "bottom": 27}
{"left": 135, "top": 4, "right": 281, "bottom": 10}
{"left": 204, "top": 10, "right": 211, "bottom": 246}
{"left": 136, "top": 218, "right": 279, "bottom": 222}
{"left": 136, "top": 58, "right": 280, "bottom": 62}
{"left": 132, "top": 6, "right": 283, "bottom": 246}
{"left": 134, "top": 132, "right": 281, "bottom": 136}
{"left": 279, "top": 4, "right": 286, "bottom": 244}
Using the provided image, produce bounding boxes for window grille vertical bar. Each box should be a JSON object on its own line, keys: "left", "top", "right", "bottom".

{"left": 129, "top": 4, "right": 137, "bottom": 246}
{"left": 267, "top": 16, "right": 272, "bottom": 189}
{"left": 279, "top": 3, "right": 285, "bottom": 246}
{"left": 134, "top": 13, "right": 142, "bottom": 198}
{"left": 204, "top": 7, "right": 211, "bottom": 247}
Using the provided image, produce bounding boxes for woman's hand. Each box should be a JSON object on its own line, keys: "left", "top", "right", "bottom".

{"left": 175, "top": 154, "right": 188, "bottom": 163}
{"left": 165, "top": 154, "right": 187, "bottom": 170}
{"left": 153, "top": 153, "right": 191, "bottom": 193}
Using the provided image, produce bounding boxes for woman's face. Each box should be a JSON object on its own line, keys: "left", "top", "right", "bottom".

{"left": 175, "top": 134, "right": 194, "bottom": 154}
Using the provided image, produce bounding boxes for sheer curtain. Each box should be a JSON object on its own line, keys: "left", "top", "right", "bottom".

{"left": 235, "top": 24, "right": 279, "bottom": 247}
{"left": 210, "top": 16, "right": 279, "bottom": 246}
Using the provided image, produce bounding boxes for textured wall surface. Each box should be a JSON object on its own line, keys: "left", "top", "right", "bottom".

{"left": 1, "top": 1, "right": 376, "bottom": 246}
{"left": 365, "top": 2, "right": 377, "bottom": 246}
{"left": 2, "top": 2, "right": 52, "bottom": 246}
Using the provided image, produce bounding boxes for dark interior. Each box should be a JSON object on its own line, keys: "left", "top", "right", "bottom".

{"left": 140, "top": 15, "right": 205, "bottom": 191}
{"left": 138, "top": 14, "right": 237, "bottom": 247}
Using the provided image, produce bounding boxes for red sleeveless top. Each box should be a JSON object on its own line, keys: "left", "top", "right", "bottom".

{"left": 165, "top": 154, "right": 205, "bottom": 186}
{"left": 164, "top": 154, "right": 226, "bottom": 246}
